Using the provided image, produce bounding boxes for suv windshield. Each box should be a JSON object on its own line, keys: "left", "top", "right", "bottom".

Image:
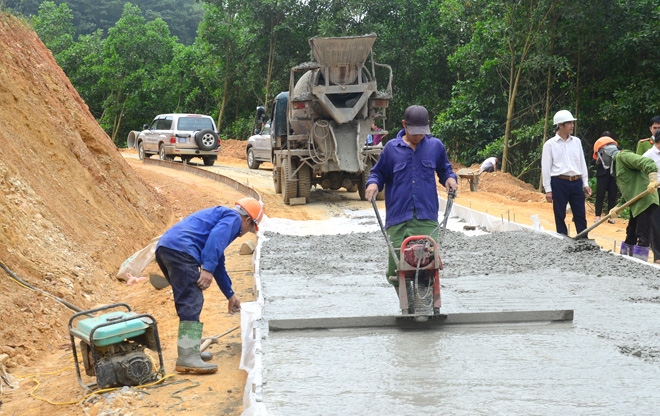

{"left": 177, "top": 117, "right": 215, "bottom": 131}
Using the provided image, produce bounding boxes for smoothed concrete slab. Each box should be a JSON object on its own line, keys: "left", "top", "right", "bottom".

{"left": 268, "top": 309, "right": 574, "bottom": 331}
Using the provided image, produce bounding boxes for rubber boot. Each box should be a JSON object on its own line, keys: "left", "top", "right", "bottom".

{"left": 620, "top": 242, "right": 633, "bottom": 256}
{"left": 175, "top": 321, "right": 218, "bottom": 374}
{"left": 631, "top": 245, "right": 650, "bottom": 262}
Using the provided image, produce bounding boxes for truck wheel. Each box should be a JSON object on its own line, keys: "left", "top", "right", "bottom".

{"left": 358, "top": 160, "right": 373, "bottom": 201}
{"left": 159, "top": 144, "right": 173, "bottom": 162}
{"left": 298, "top": 163, "right": 311, "bottom": 199}
{"left": 203, "top": 156, "right": 217, "bottom": 166}
{"left": 273, "top": 167, "right": 282, "bottom": 194}
{"left": 247, "top": 148, "right": 261, "bottom": 169}
{"left": 195, "top": 129, "right": 219, "bottom": 151}
{"left": 281, "top": 158, "right": 298, "bottom": 204}
{"left": 138, "top": 142, "right": 145, "bottom": 160}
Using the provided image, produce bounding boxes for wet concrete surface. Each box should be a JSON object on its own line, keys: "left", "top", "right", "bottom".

{"left": 257, "top": 212, "right": 660, "bottom": 415}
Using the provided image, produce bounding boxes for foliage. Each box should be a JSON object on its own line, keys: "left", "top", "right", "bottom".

{"left": 31, "top": 1, "right": 73, "bottom": 56}
{"left": 4, "top": 0, "right": 203, "bottom": 45}
{"left": 98, "top": 3, "right": 179, "bottom": 144}
{"left": 8, "top": 0, "right": 660, "bottom": 189}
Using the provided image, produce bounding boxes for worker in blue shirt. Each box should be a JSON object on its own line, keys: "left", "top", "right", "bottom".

{"left": 365, "top": 105, "right": 458, "bottom": 288}
{"left": 155, "top": 197, "right": 264, "bottom": 374}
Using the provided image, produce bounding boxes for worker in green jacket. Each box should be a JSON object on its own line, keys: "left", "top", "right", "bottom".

{"left": 594, "top": 136, "right": 659, "bottom": 261}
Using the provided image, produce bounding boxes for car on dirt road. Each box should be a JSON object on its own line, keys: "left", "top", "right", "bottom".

{"left": 246, "top": 121, "right": 273, "bottom": 169}
{"left": 127, "top": 114, "right": 220, "bottom": 166}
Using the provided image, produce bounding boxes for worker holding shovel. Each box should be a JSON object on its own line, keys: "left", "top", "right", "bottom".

{"left": 155, "top": 197, "right": 264, "bottom": 374}
{"left": 593, "top": 136, "right": 658, "bottom": 260}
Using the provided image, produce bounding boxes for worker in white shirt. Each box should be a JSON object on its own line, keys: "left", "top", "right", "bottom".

{"left": 541, "top": 110, "right": 592, "bottom": 237}
{"left": 479, "top": 157, "right": 498, "bottom": 173}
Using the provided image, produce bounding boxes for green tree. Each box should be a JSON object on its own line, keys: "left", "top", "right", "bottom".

{"left": 57, "top": 30, "right": 106, "bottom": 117}
{"left": 196, "top": 0, "right": 260, "bottom": 137}
{"left": 31, "top": 0, "right": 74, "bottom": 57}
{"left": 99, "top": 3, "right": 178, "bottom": 144}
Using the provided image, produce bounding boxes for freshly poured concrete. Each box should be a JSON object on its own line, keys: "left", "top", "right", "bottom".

{"left": 257, "top": 212, "right": 660, "bottom": 415}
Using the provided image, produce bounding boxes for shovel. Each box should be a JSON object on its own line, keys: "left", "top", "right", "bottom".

{"left": 574, "top": 186, "right": 656, "bottom": 240}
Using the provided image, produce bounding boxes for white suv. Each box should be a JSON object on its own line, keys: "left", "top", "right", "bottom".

{"left": 127, "top": 114, "right": 220, "bottom": 166}
{"left": 246, "top": 121, "right": 272, "bottom": 169}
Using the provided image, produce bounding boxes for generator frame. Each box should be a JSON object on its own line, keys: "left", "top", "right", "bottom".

{"left": 68, "top": 303, "right": 165, "bottom": 391}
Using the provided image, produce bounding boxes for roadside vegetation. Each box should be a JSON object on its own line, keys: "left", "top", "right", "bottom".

{"left": 3, "top": 0, "right": 660, "bottom": 188}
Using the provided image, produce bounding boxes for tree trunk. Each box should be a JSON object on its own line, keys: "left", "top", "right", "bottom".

{"left": 539, "top": 32, "right": 555, "bottom": 191}
{"left": 264, "top": 14, "right": 278, "bottom": 108}
{"left": 217, "top": 14, "right": 235, "bottom": 132}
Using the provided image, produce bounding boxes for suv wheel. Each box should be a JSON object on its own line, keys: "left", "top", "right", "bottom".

{"left": 195, "top": 129, "right": 219, "bottom": 151}
{"left": 203, "top": 156, "right": 217, "bottom": 166}
{"left": 159, "top": 144, "right": 173, "bottom": 161}
{"left": 138, "top": 142, "right": 146, "bottom": 160}
{"left": 247, "top": 148, "right": 261, "bottom": 169}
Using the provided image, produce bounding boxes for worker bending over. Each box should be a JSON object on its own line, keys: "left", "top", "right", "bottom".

{"left": 155, "top": 197, "right": 264, "bottom": 374}
{"left": 594, "top": 137, "right": 658, "bottom": 261}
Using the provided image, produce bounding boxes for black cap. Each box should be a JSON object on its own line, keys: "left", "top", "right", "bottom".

{"left": 404, "top": 105, "right": 431, "bottom": 135}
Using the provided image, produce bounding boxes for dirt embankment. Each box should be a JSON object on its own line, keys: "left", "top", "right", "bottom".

{"left": 0, "top": 12, "right": 169, "bottom": 367}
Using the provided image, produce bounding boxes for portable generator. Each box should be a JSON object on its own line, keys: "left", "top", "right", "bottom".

{"left": 68, "top": 303, "right": 165, "bottom": 391}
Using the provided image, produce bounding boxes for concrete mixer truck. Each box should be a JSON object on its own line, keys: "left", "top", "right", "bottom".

{"left": 266, "top": 34, "right": 392, "bottom": 204}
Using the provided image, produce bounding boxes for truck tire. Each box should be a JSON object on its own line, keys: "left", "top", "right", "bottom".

{"left": 298, "top": 163, "right": 311, "bottom": 199}
{"left": 159, "top": 144, "right": 174, "bottom": 162}
{"left": 195, "top": 129, "right": 219, "bottom": 151}
{"left": 273, "top": 167, "right": 282, "bottom": 194}
{"left": 247, "top": 148, "right": 261, "bottom": 169}
{"left": 281, "top": 157, "right": 298, "bottom": 204}
{"left": 358, "top": 160, "right": 373, "bottom": 201}
{"left": 203, "top": 156, "right": 217, "bottom": 166}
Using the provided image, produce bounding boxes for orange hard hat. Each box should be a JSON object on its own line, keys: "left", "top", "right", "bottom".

{"left": 235, "top": 197, "right": 265, "bottom": 230}
{"left": 593, "top": 136, "right": 617, "bottom": 160}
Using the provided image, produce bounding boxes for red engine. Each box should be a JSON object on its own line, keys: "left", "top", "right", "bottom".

{"left": 396, "top": 236, "right": 443, "bottom": 318}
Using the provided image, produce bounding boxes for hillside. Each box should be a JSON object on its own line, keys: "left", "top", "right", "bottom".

{"left": 0, "top": 12, "right": 169, "bottom": 363}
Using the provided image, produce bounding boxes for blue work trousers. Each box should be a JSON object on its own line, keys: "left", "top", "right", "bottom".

{"left": 155, "top": 246, "right": 204, "bottom": 322}
{"left": 550, "top": 176, "right": 588, "bottom": 237}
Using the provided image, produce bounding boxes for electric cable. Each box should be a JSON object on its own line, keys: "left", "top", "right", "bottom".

{"left": 0, "top": 260, "right": 82, "bottom": 312}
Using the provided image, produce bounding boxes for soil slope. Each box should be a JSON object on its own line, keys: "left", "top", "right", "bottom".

{"left": 0, "top": 13, "right": 168, "bottom": 370}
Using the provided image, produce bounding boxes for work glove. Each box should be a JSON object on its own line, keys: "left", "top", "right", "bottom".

{"left": 647, "top": 172, "right": 659, "bottom": 193}
{"left": 609, "top": 206, "right": 620, "bottom": 219}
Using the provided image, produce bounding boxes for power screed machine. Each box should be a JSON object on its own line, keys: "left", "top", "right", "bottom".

{"left": 372, "top": 192, "right": 455, "bottom": 321}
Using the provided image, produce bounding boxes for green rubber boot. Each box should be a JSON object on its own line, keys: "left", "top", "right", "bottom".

{"left": 175, "top": 321, "right": 218, "bottom": 374}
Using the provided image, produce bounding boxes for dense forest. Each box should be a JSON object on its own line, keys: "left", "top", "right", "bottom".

{"left": 3, "top": 0, "right": 660, "bottom": 188}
